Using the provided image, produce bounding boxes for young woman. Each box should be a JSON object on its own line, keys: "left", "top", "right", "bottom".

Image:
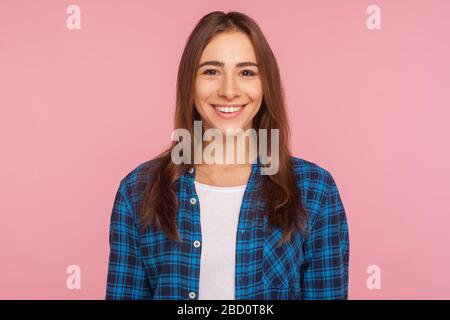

{"left": 106, "top": 11, "right": 349, "bottom": 300}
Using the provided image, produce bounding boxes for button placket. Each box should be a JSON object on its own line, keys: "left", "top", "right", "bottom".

{"left": 187, "top": 172, "right": 201, "bottom": 302}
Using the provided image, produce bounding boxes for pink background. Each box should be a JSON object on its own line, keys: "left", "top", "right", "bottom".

{"left": 1, "top": 0, "right": 449, "bottom": 299}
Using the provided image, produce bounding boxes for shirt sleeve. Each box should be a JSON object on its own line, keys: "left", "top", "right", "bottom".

{"left": 300, "top": 172, "right": 350, "bottom": 299}
{"left": 105, "top": 180, "right": 152, "bottom": 299}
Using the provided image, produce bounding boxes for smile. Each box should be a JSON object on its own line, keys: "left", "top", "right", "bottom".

{"left": 210, "top": 103, "right": 248, "bottom": 119}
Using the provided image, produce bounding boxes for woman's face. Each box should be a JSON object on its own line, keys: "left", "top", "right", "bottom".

{"left": 194, "top": 31, "right": 263, "bottom": 135}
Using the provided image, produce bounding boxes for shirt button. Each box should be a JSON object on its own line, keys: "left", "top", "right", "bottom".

{"left": 188, "top": 167, "right": 194, "bottom": 174}
{"left": 193, "top": 240, "right": 201, "bottom": 248}
{"left": 190, "top": 197, "right": 196, "bottom": 205}
{"left": 189, "top": 291, "right": 196, "bottom": 299}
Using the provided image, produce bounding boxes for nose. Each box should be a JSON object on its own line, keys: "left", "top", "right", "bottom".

{"left": 218, "top": 73, "right": 241, "bottom": 99}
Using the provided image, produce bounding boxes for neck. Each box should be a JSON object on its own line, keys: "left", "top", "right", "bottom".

{"left": 193, "top": 129, "right": 256, "bottom": 186}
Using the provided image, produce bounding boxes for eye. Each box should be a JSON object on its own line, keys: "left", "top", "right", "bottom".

{"left": 241, "top": 69, "right": 257, "bottom": 77}
{"left": 202, "top": 69, "right": 219, "bottom": 76}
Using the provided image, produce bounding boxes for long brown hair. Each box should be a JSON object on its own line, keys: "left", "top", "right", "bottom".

{"left": 138, "top": 11, "right": 309, "bottom": 245}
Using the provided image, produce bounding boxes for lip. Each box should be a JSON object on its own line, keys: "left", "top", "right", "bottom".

{"left": 210, "top": 103, "right": 248, "bottom": 120}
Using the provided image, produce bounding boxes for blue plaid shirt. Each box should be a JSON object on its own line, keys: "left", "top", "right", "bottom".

{"left": 106, "top": 156, "right": 349, "bottom": 300}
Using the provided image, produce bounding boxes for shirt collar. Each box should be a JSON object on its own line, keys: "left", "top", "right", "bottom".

{"left": 185, "top": 156, "right": 263, "bottom": 184}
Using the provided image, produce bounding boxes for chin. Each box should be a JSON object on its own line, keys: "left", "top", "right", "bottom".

{"left": 215, "top": 124, "right": 247, "bottom": 135}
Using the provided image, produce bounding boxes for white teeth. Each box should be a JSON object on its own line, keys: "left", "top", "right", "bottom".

{"left": 213, "top": 105, "right": 244, "bottom": 113}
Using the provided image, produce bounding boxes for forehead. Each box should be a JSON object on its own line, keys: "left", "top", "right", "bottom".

{"left": 199, "top": 31, "right": 257, "bottom": 63}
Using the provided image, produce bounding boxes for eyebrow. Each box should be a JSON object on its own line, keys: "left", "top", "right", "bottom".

{"left": 198, "top": 60, "right": 259, "bottom": 69}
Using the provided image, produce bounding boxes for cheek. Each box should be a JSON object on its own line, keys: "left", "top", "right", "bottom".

{"left": 247, "top": 102, "right": 262, "bottom": 119}
{"left": 195, "top": 79, "right": 217, "bottom": 102}
{"left": 243, "top": 80, "right": 263, "bottom": 102}
{"left": 244, "top": 83, "right": 263, "bottom": 115}
{"left": 194, "top": 84, "right": 207, "bottom": 117}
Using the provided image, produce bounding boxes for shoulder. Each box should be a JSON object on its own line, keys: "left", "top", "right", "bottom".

{"left": 290, "top": 155, "right": 337, "bottom": 190}
{"left": 120, "top": 158, "right": 159, "bottom": 187}
{"left": 116, "top": 157, "right": 163, "bottom": 209}
{"left": 290, "top": 155, "right": 342, "bottom": 219}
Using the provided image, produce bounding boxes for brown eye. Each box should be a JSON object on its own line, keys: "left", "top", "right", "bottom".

{"left": 202, "top": 69, "right": 218, "bottom": 76}
{"left": 241, "top": 69, "right": 256, "bottom": 77}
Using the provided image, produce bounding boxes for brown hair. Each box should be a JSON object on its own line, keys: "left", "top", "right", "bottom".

{"left": 138, "top": 11, "right": 309, "bottom": 245}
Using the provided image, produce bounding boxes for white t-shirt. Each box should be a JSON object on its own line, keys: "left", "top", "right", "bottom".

{"left": 194, "top": 180, "right": 247, "bottom": 300}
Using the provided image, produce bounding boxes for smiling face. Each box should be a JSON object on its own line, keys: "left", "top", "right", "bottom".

{"left": 194, "top": 31, "right": 263, "bottom": 136}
